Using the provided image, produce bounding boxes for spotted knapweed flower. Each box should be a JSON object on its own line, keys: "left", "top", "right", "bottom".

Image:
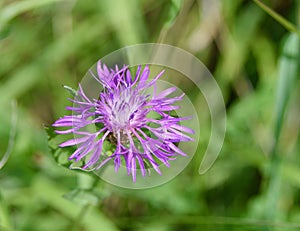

{"left": 53, "top": 61, "right": 194, "bottom": 181}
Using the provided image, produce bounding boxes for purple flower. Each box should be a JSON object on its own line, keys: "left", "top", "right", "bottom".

{"left": 53, "top": 61, "right": 194, "bottom": 182}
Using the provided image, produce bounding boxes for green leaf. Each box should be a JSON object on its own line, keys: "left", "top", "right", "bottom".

{"left": 45, "top": 125, "right": 116, "bottom": 171}
{"left": 45, "top": 126, "right": 75, "bottom": 168}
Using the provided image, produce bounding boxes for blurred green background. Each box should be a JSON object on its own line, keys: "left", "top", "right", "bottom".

{"left": 0, "top": 0, "right": 300, "bottom": 230}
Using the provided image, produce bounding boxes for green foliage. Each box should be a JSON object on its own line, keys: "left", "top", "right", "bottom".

{"left": 45, "top": 126, "right": 75, "bottom": 168}
{"left": 0, "top": 0, "right": 300, "bottom": 230}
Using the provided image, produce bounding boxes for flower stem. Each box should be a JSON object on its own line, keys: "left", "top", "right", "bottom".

{"left": 68, "top": 176, "right": 99, "bottom": 231}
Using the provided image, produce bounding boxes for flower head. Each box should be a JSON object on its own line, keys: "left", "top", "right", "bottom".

{"left": 53, "top": 61, "right": 194, "bottom": 181}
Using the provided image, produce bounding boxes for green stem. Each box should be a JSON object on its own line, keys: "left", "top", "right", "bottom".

{"left": 68, "top": 176, "right": 99, "bottom": 231}
{"left": 70, "top": 204, "right": 91, "bottom": 231}
{"left": 252, "top": 0, "right": 300, "bottom": 37}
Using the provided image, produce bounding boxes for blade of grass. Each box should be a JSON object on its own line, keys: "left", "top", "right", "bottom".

{"left": 0, "top": 100, "right": 17, "bottom": 170}
{"left": 264, "top": 33, "right": 299, "bottom": 224}
{"left": 252, "top": 0, "right": 300, "bottom": 37}
{"left": 274, "top": 33, "right": 299, "bottom": 148}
